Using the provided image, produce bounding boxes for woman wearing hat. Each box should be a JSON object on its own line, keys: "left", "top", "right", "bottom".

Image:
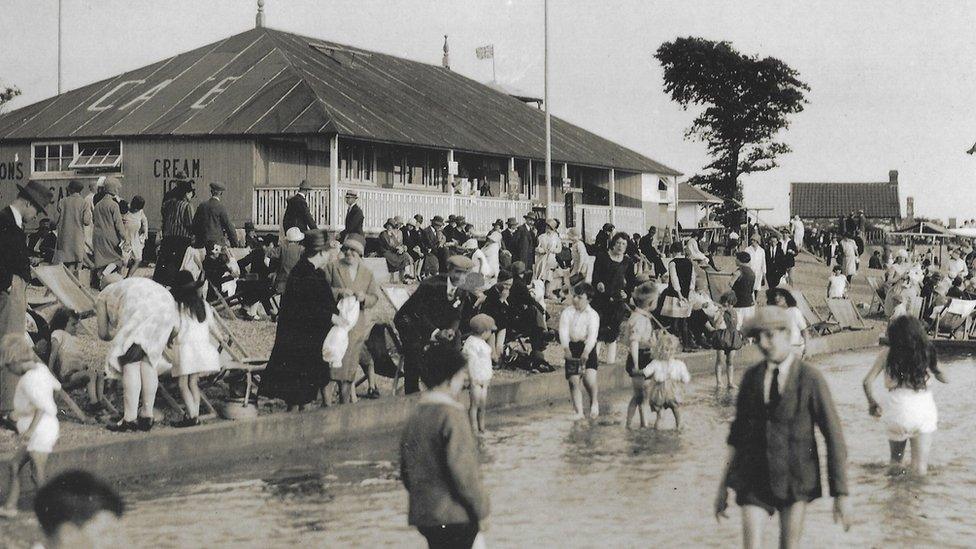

{"left": 52, "top": 180, "right": 91, "bottom": 279}
{"left": 461, "top": 238, "right": 491, "bottom": 284}
{"left": 96, "top": 276, "right": 180, "bottom": 432}
{"left": 534, "top": 219, "right": 562, "bottom": 295}
{"left": 323, "top": 233, "right": 382, "bottom": 402}
{"left": 91, "top": 177, "right": 126, "bottom": 288}
{"left": 380, "top": 218, "right": 411, "bottom": 284}
{"left": 591, "top": 232, "right": 637, "bottom": 363}
{"left": 274, "top": 227, "right": 305, "bottom": 295}
{"left": 482, "top": 228, "right": 503, "bottom": 283}
{"left": 261, "top": 230, "right": 338, "bottom": 410}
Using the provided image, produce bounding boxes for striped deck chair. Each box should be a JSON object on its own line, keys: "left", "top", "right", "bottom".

{"left": 932, "top": 299, "right": 976, "bottom": 340}
{"left": 793, "top": 291, "right": 837, "bottom": 335}
{"left": 866, "top": 276, "right": 886, "bottom": 315}
{"left": 825, "top": 298, "right": 868, "bottom": 330}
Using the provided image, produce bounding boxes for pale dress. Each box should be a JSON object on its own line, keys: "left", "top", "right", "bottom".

{"left": 533, "top": 231, "right": 562, "bottom": 282}
{"left": 171, "top": 305, "right": 221, "bottom": 377}
{"left": 97, "top": 278, "right": 180, "bottom": 379}
{"left": 12, "top": 364, "right": 61, "bottom": 453}
{"left": 122, "top": 210, "right": 149, "bottom": 262}
{"left": 643, "top": 359, "right": 691, "bottom": 410}
{"left": 462, "top": 336, "right": 494, "bottom": 386}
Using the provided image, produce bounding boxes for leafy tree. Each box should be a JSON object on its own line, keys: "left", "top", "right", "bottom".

{"left": 655, "top": 37, "right": 809, "bottom": 225}
{"left": 0, "top": 83, "right": 21, "bottom": 113}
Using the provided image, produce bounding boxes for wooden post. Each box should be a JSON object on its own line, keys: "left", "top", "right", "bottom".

{"left": 527, "top": 160, "right": 533, "bottom": 200}
{"left": 609, "top": 168, "right": 616, "bottom": 225}
{"left": 508, "top": 157, "right": 515, "bottom": 198}
{"left": 447, "top": 149, "right": 456, "bottom": 217}
{"left": 329, "top": 134, "right": 339, "bottom": 230}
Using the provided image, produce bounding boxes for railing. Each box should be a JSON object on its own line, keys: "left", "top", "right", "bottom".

{"left": 253, "top": 188, "right": 329, "bottom": 229}
{"left": 549, "top": 203, "right": 646, "bottom": 239}
{"left": 454, "top": 195, "right": 534, "bottom": 233}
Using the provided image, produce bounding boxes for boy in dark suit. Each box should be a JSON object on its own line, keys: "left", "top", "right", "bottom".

{"left": 715, "top": 306, "right": 850, "bottom": 548}
{"left": 339, "top": 190, "right": 364, "bottom": 241}
{"left": 282, "top": 179, "right": 317, "bottom": 232}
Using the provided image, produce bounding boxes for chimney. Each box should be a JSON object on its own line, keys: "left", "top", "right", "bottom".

{"left": 888, "top": 169, "right": 898, "bottom": 184}
{"left": 442, "top": 35, "right": 450, "bottom": 69}
{"left": 255, "top": 0, "right": 265, "bottom": 28}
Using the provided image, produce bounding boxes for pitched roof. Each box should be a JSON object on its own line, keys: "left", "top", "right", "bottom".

{"left": 790, "top": 182, "right": 900, "bottom": 219}
{"left": 0, "top": 27, "right": 679, "bottom": 175}
{"left": 677, "top": 182, "right": 723, "bottom": 204}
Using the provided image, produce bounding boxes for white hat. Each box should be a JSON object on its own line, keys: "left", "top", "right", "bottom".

{"left": 461, "top": 238, "right": 479, "bottom": 251}
{"left": 285, "top": 227, "right": 305, "bottom": 242}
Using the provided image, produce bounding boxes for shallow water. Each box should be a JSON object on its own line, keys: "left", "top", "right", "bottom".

{"left": 7, "top": 349, "right": 976, "bottom": 548}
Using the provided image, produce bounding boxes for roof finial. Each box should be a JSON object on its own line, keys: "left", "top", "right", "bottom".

{"left": 256, "top": 0, "right": 266, "bottom": 28}
{"left": 442, "top": 35, "right": 450, "bottom": 70}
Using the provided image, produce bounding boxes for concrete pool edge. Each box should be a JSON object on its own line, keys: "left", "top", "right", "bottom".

{"left": 3, "top": 328, "right": 882, "bottom": 487}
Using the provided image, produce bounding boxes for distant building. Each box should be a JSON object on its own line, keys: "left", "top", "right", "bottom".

{"left": 676, "top": 182, "right": 723, "bottom": 229}
{"left": 790, "top": 170, "right": 902, "bottom": 231}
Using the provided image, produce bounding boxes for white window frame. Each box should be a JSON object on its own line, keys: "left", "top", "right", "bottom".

{"left": 31, "top": 142, "right": 76, "bottom": 177}
{"left": 339, "top": 141, "right": 374, "bottom": 184}
{"left": 69, "top": 140, "right": 123, "bottom": 170}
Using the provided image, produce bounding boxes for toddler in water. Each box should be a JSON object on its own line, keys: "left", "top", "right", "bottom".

{"left": 463, "top": 314, "right": 496, "bottom": 434}
{"left": 625, "top": 283, "right": 660, "bottom": 428}
{"left": 0, "top": 334, "right": 65, "bottom": 517}
{"left": 711, "top": 292, "right": 743, "bottom": 389}
{"left": 643, "top": 333, "right": 690, "bottom": 430}
{"left": 827, "top": 265, "right": 847, "bottom": 299}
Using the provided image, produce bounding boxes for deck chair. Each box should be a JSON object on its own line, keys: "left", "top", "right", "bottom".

{"left": 825, "top": 298, "right": 868, "bottom": 330}
{"left": 364, "top": 286, "right": 408, "bottom": 395}
{"left": 932, "top": 299, "right": 976, "bottom": 340}
{"left": 793, "top": 291, "right": 837, "bottom": 335}
{"left": 704, "top": 271, "right": 734, "bottom": 303}
{"left": 866, "top": 276, "right": 886, "bottom": 315}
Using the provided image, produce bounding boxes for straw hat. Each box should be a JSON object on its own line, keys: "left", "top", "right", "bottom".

{"left": 285, "top": 227, "right": 305, "bottom": 242}
{"left": 342, "top": 233, "right": 366, "bottom": 255}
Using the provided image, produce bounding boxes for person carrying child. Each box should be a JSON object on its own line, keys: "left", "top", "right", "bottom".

{"left": 625, "top": 282, "right": 660, "bottom": 429}
{"left": 559, "top": 282, "right": 601, "bottom": 419}
{"left": 642, "top": 333, "right": 690, "bottom": 429}
{"left": 463, "top": 314, "right": 496, "bottom": 435}
{"left": 0, "top": 334, "right": 84, "bottom": 518}
{"left": 712, "top": 292, "right": 743, "bottom": 389}
{"left": 169, "top": 271, "right": 221, "bottom": 428}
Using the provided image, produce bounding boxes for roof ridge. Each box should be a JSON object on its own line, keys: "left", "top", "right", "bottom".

{"left": 262, "top": 28, "right": 337, "bottom": 134}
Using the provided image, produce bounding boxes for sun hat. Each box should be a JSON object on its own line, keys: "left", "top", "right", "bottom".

{"left": 546, "top": 218, "right": 558, "bottom": 230}
{"left": 461, "top": 238, "right": 479, "bottom": 251}
{"left": 16, "top": 180, "right": 54, "bottom": 214}
{"left": 342, "top": 233, "right": 366, "bottom": 255}
{"left": 742, "top": 306, "right": 792, "bottom": 337}
{"left": 469, "top": 313, "right": 497, "bottom": 333}
{"left": 285, "top": 227, "right": 305, "bottom": 242}
{"left": 567, "top": 227, "right": 581, "bottom": 239}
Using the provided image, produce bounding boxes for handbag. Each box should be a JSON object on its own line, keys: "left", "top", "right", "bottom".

{"left": 564, "top": 357, "right": 582, "bottom": 376}
{"left": 661, "top": 294, "right": 691, "bottom": 318}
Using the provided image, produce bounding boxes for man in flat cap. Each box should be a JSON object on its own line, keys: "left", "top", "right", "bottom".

{"left": 0, "top": 180, "right": 53, "bottom": 417}
{"left": 153, "top": 180, "right": 196, "bottom": 285}
{"left": 192, "top": 182, "right": 239, "bottom": 249}
{"left": 339, "top": 190, "right": 364, "bottom": 242}
{"left": 510, "top": 213, "right": 536, "bottom": 272}
{"left": 282, "top": 179, "right": 317, "bottom": 233}
{"left": 395, "top": 254, "right": 479, "bottom": 394}
{"left": 715, "top": 306, "right": 850, "bottom": 547}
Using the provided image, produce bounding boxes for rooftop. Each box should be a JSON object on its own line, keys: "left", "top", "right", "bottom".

{"left": 790, "top": 180, "right": 901, "bottom": 219}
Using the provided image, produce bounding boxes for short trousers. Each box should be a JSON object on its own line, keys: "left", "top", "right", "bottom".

{"left": 18, "top": 414, "right": 59, "bottom": 454}
{"left": 883, "top": 388, "right": 938, "bottom": 442}
{"left": 417, "top": 523, "right": 479, "bottom": 549}
{"left": 736, "top": 489, "right": 811, "bottom": 516}
{"left": 565, "top": 341, "right": 598, "bottom": 379}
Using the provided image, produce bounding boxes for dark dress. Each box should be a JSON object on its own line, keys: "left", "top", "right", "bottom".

{"left": 260, "top": 259, "right": 337, "bottom": 406}
{"left": 732, "top": 266, "right": 756, "bottom": 307}
{"left": 660, "top": 257, "right": 693, "bottom": 320}
{"left": 591, "top": 251, "right": 635, "bottom": 342}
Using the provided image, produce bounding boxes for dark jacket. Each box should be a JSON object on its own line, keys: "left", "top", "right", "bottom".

{"left": 638, "top": 233, "right": 666, "bottom": 276}
{"left": 0, "top": 206, "right": 29, "bottom": 292}
{"left": 420, "top": 226, "right": 440, "bottom": 253}
{"left": 510, "top": 225, "right": 535, "bottom": 269}
{"left": 727, "top": 360, "right": 848, "bottom": 502}
{"left": 192, "top": 197, "right": 239, "bottom": 248}
{"left": 400, "top": 392, "right": 490, "bottom": 526}
{"left": 501, "top": 228, "right": 516, "bottom": 252}
{"left": 394, "top": 274, "right": 476, "bottom": 353}
{"left": 282, "top": 193, "right": 317, "bottom": 232}
{"left": 340, "top": 203, "right": 364, "bottom": 240}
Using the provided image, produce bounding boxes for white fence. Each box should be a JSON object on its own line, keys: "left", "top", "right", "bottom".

{"left": 549, "top": 203, "right": 646, "bottom": 238}
{"left": 253, "top": 188, "right": 329, "bottom": 229}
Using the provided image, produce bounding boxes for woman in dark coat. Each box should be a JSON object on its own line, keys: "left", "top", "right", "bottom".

{"left": 591, "top": 232, "right": 636, "bottom": 363}
{"left": 260, "top": 230, "right": 337, "bottom": 410}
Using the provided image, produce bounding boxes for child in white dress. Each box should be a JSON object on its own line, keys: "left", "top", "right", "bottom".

{"left": 0, "top": 335, "right": 63, "bottom": 517}
{"left": 827, "top": 266, "right": 847, "bottom": 299}
{"left": 169, "top": 271, "right": 220, "bottom": 428}
{"left": 642, "top": 334, "right": 691, "bottom": 430}
{"left": 463, "top": 314, "right": 496, "bottom": 435}
{"left": 121, "top": 195, "right": 149, "bottom": 278}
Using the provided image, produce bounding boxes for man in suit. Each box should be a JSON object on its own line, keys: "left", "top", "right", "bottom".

{"left": 421, "top": 216, "right": 447, "bottom": 275}
{"left": 338, "top": 190, "right": 364, "bottom": 241}
{"left": 192, "top": 182, "right": 239, "bottom": 249}
{"left": 715, "top": 306, "right": 850, "bottom": 547}
{"left": 0, "top": 181, "right": 53, "bottom": 417}
{"left": 395, "top": 255, "right": 477, "bottom": 394}
{"left": 594, "top": 223, "right": 614, "bottom": 251}
{"left": 511, "top": 213, "right": 536, "bottom": 272}
{"left": 282, "top": 179, "right": 317, "bottom": 232}
{"left": 764, "top": 235, "right": 785, "bottom": 289}
{"left": 501, "top": 217, "right": 518, "bottom": 252}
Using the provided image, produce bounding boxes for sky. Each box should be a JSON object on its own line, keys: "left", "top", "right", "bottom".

{"left": 2, "top": 0, "right": 976, "bottom": 224}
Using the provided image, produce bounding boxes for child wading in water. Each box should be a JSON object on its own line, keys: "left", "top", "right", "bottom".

{"left": 0, "top": 334, "right": 79, "bottom": 518}
{"left": 463, "top": 314, "right": 496, "bottom": 435}
{"left": 863, "top": 316, "right": 946, "bottom": 475}
{"left": 169, "top": 271, "right": 221, "bottom": 428}
{"left": 626, "top": 283, "right": 660, "bottom": 428}
{"left": 643, "top": 333, "right": 690, "bottom": 429}
{"left": 559, "top": 282, "right": 601, "bottom": 419}
{"left": 712, "top": 292, "right": 743, "bottom": 389}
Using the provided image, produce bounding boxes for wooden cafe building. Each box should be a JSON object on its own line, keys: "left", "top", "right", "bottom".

{"left": 0, "top": 24, "right": 681, "bottom": 238}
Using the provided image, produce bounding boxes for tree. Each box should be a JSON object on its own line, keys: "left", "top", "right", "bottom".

{"left": 655, "top": 37, "right": 809, "bottom": 225}
{"left": 0, "top": 83, "right": 21, "bottom": 114}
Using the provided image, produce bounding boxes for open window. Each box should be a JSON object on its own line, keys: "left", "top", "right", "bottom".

{"left": 69, "top": 140, "right": 122, "bottom": 170}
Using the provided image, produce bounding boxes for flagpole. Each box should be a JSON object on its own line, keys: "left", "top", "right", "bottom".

{"left": 57, "top": 0, "right": 63, "bottom": 94}
{"left": 544, "top": 0, "right": 552, "bottom": 212}
{"left": 492, "top": 53, "right": 496, "bottom": 83}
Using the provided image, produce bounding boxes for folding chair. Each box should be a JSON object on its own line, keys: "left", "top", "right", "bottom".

{"left": 704, "top": 271, "right": 734, "bottom": 303}
{"left": 932, "top": 299, "right": 976, "bottom": 340}
{"left": 866, "top": 276, "right": 886, "bottom": 315}
{"left": 793, "top": 291, "right": 838, "bottom": 335}
{"left": 368, "top": 286, "right": 409, "bottom": 395}
{"left": 825, "top": 297, "right": 868, "bottom": 331}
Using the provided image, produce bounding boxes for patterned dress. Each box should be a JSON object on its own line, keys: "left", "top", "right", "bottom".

{"left": 97, "top": 278, "right": 180, "bottom": 379}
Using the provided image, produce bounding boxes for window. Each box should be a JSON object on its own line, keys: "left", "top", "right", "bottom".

{"left": 340, "top": 142, "right": 373, "bottom": 182}
{"left": 393, "top": 149, "right": 445, "bottom": 189}
{"left": 33, "top": 143, "right": 74, "bottom": 173}
{"left": 69, "top": 141, "right": 122, "bottom": 169}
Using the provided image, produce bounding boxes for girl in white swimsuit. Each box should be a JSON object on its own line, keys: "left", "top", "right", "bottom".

{"left": 863, "top": 316, "right": 947, "bottom": 475}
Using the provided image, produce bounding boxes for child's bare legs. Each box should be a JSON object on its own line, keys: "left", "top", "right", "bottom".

{"left": 583, "top": 368, "right": 599, "bottom": 418}
{"left": 910, "top": 433, "right": 934, "bottom": 475}
{"left": 178, "top": 374, "right": 202, "bottom": 418}
{"left": 888, "top": 439, "right": 907, "bottom": 474}
{"left": 470, "top": 384, "right": 488, "bottom": 433}
{"left": 605, "top": 342, "right": 617, "bottom": 364}
{"left": 741, "top": 501, "right": 807, "bottom": 549}
{"left": 120, "top": 362, "right": 143, "bottom": 422}
{"left": 672, "top": 405, "right": 682, "bottom": 430}
{"left": 1, "top": 450, "right": 45, "bottom": 516}
{"left": 726, "top": 351, "right": 737, "bottom": 388}
{"left": 626, "top": 383, "right": 646, "bottom": 428}
{"left": 714, "top": 351, "right": 723, "bottom": 386}
{"left": 653, "top": 409, "right": 662, "bottom": 429}
{"left": 138, "top": 361, "right": 158, "bottom": 420}
{"left": 567, "top": 375, "right": 584, "bottom": 419}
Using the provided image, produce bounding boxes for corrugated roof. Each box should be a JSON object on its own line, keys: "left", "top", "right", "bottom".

{"left": 790, "top": 182, "right": 900, "bottom": 219}
{"left": 677, "top": 182, "right": 723, "bottom": 204}
{"left": 0, "top": 27, "right": 679, "bottom": 175}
